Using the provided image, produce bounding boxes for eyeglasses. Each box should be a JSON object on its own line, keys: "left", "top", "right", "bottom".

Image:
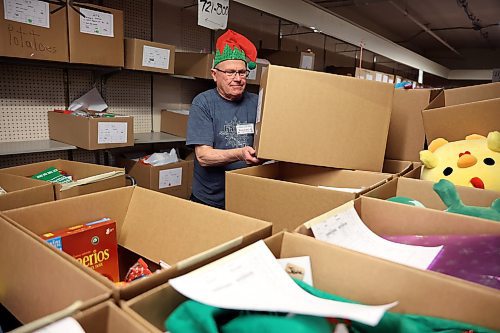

{"left": 213, "top": 68, "right": 250, "bottom": 79}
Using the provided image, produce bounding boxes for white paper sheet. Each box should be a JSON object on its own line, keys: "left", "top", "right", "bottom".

{"left": 382, "top": 75, "right": 389, "bottom": 83}
{"left": 97, "top": 122, "right": 127, "bottom": 144}
{"left": 33, "top": 317, "right": 85, "bottom": 333}
{"left": 300, "top": 55, "right": 314, "bottom": 69}
{"left": 169, "top": 240, "right": 396, "bottom": 327}
{"left": 365, "top": 73, "right": 373, "bottom": 81}
{"left": 318, "top": 185, "right": 364, "bottom": 194}
{"left": 4, "top": 0, "right": 49, "bottom": 28}
{"left": 277, "top": 256, "right": 313, "bottom": 286}
{"left": 79, "top": 7, "right": 114, "bottom": 37}
{"left": 375, "top": 73, "right": 383, "bottom": 82}
{"left": 142, "top": 45, "right": 170, "bottom": 69}
{"left": 69, "top": 87, "right": 108, "bottom": 112}
{"left": 159, "top": 167, "right": 182, "bottom": 189}
{"left": 197, "top": 0, "right": 229, "bottom": 30}
{"left": 308, "top": 201, "right": 442, "bottom": 270}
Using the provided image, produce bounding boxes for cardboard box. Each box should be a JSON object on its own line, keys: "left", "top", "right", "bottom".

{"left": 254, "top": 65, "right": 394, "bottom": 171}
{"left": 67, "top": 3, "right": 124, "bottom": 66}
{"left": 422, "top": 97, "right": 500, "bottom": 143}
{"left": 260, "top": 49, "right": 315, "bottom": 70}
{"left": 0, "top": 1, "right": 69, "bottom": 62}
{"left": 226, "top": 162, "right": 392, "bottom": 234}
{"left": 364, "top": 177, "right": 500, "bottom": 212}
{"left": 122, "top": 232, "right": 500, "bottom": 332}
{"left": 174, "top": 52, "right": 214, "bottom": 79}
{"left": 426, "top": 82, "right": 500, "bottom": 111}
{"left": 245, "top": 62, "right": 269, "bottom": 85}
{"left": 385, "top": 89, "right": 441, "bottom": 161}
{"left": 160, "top": 110, "right": 189, "bottom": 137}
{"left": 125, "top": 38, "right": 175, "bottom": 74}
{"left": 0, "top": 159, "right": 126, "bottom": 200}
{"left": 3, "top": 186, "right": 272, "bottom": 300}
{"left": 0, "top": 173, "right": 54, "bottom": 211}
{"left": 0, "top": 215, "right": 110, "bottom": 324}
{"left": 48, "top": 111, "right": 134, "bottom": 150}
{"left": 296, "top": 196, "right": 500, "bottom": 237}
{"left": 73, "top": 301, "right": 148, "bottom": 333}
{"left": 118, "top": 157, "right": 193, "bottom": 199}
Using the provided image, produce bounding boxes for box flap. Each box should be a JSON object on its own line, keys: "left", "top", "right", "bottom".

{"left": 423, "top": 98, "right": 500, "bottom": 142}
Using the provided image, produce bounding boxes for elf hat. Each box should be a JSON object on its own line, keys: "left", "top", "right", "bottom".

{"left": 214, "top": 29, "right": 257, "bottom": 70}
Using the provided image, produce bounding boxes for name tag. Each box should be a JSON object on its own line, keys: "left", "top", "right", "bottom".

{"left": 236, "top": 123, "right": 254, "bottom": 135}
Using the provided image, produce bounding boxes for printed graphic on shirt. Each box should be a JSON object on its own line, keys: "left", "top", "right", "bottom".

{"left": 219, "top": 117, "right": 252, "bottom": 148}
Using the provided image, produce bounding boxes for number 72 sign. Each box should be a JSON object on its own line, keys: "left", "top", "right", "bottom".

{"left": 198, "top": 0, "right": 229, "bottom": 30}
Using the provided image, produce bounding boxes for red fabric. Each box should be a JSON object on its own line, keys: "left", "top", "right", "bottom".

{"left": 216, "top": 29, "right": 257, "bottom": 63}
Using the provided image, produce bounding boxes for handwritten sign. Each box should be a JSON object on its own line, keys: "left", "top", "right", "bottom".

{"left": 197, "top": 0, "right": 229, "bottom": 30}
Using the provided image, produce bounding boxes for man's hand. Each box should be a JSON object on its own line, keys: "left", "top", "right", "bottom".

{"left": 239, "top": 146, "right": 260, "bottom": 165}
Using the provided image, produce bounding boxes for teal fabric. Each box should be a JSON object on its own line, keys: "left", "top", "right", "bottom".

{"left": 166, "top": 278, "right": 497, "bottom": 333}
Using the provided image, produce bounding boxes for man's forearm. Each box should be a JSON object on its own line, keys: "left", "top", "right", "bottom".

{"left": 195, "top": 145, "right": 243, "bottom": 167}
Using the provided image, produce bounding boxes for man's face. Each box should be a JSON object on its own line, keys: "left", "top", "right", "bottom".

{"left": 212, "top": 59, "right": 247, "bottom": 101}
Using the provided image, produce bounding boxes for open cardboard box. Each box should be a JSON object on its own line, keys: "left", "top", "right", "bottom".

{"left": 67, "top": 3, "right": 124, "bottom": 67}
{"left": 48, "top": 112, "right": 134, "bottom": 150}
{"left": 0, "top": 1, "right": 69, "bottom": 62}
{"left": 254, "top": 65, "right": 394, "bottom": 172}
{"left": 226, "top": 162, "right": 392, "bottom": 234}
{"left": 160, "top": 109, "right": 189, "bottom": 138}
{"left": 121, "top": 232, "right": 500, "bottom": 332}
{"left": 385, "top": 89, "right": 441, "bottom": 162}
{"left": 125, "top": 38, "right": 175, "bottom": 74}
{"left": 364, "top": 177, "right": 500, "bottom": 213}
{"left": 117, "top": 157, "right": 193, "bottom": 199}
{"left": 2, "top": 186, "right": 271, "bottom": 300}
{"left": 0, "top": 216, "right": 110, "bottom": 324}
{"left": 0, "top": 173, "right": 54, "bottom": 211}
{"left": 174, "top": 52, "right": 214, "bottom": 79}
{"left": 0, "top": 159, "right": 125, "bottom": 200}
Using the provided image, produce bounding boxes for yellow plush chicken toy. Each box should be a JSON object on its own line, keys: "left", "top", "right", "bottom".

{"left": 420, "top": 131, "right": 500, "bottom": 192}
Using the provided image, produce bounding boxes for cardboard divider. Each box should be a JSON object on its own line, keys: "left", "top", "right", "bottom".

{"left": 122, "top": 232, "right": 500, "bottom": 332}
{"left": 363, "top": 177, "right": 500, "bottom": 212}
{"left": 254, "top": 65, "right": 394, "bottom": 171}
{"left": 0, "top": 173, "right": 54, "bottom": 211}
{"left": 0, "top": 216, "right": 111, "bottom": 324}
{"left": 3, "top": 186, "right": 272, "bottom": 300}
{"left": 48, "top": 112, "right": 134, "bottom": 150}
{"left": 381, "top": 159, "right": 419, "bottom": 177}
{"left": 0, "top": 159, "right": 126, "bottom": 199}
{"left": 226, "top": 162, "right": 392, "bottom": 234}
{"left": 385, "top": 89, "right": 440, "bottom": 161}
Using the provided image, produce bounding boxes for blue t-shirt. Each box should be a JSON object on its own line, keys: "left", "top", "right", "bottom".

{"left": 186, "top": 89, "right": 258, "bottom": 208}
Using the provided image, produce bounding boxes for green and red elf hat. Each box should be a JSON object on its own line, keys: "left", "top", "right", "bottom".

{"left": 214, "top": 29, "right": 257, "bottom": 70}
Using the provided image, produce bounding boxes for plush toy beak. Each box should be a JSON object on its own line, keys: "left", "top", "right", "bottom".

{"left": 457, "top": 153, "right": 477, "bottom": 168}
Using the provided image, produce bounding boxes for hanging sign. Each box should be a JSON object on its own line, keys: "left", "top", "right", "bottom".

{"left": 198, "top": 0, "right": 229, "bottom": 30}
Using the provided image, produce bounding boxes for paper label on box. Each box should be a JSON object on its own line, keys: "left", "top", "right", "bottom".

{"left": 247, "top": 66, "right": 257, "bottom": 80}
{"left": 142, "top": 45, "right": 170, "bottom": 69}
{"left": 197, "top": 0, "right": 229, "bottom": 30}
{"left": 382, "top": 75, "right": 389, "bottom": 83}
{"left": 300, "top": 55, "right": 314, "bottom": 70}
{"left": 236, "top": 123, "right": 254, "bottom": 135}
{"left": 159, "top": 167, "right": 182, "bottom": 189}
{"left": 4, "top": 0, "right": 49, "bottom": 28}
{"left": 79, "top": 7, "right": 114, "bottom": 37}
{"left": 98, "top": 122, "right": 127, "bottom": 144}
{"left": 365, "top": 73, "right": 373, "bottom": 81}
{"left": 375, "top": 73, "right": 383, "bottom": 82}
{"left": 493, "top": 68, "right": 500, "bottom": 82}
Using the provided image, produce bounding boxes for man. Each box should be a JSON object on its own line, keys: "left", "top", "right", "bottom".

{"left": 186, "top": 29, "right": 260, "bottom": 209}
